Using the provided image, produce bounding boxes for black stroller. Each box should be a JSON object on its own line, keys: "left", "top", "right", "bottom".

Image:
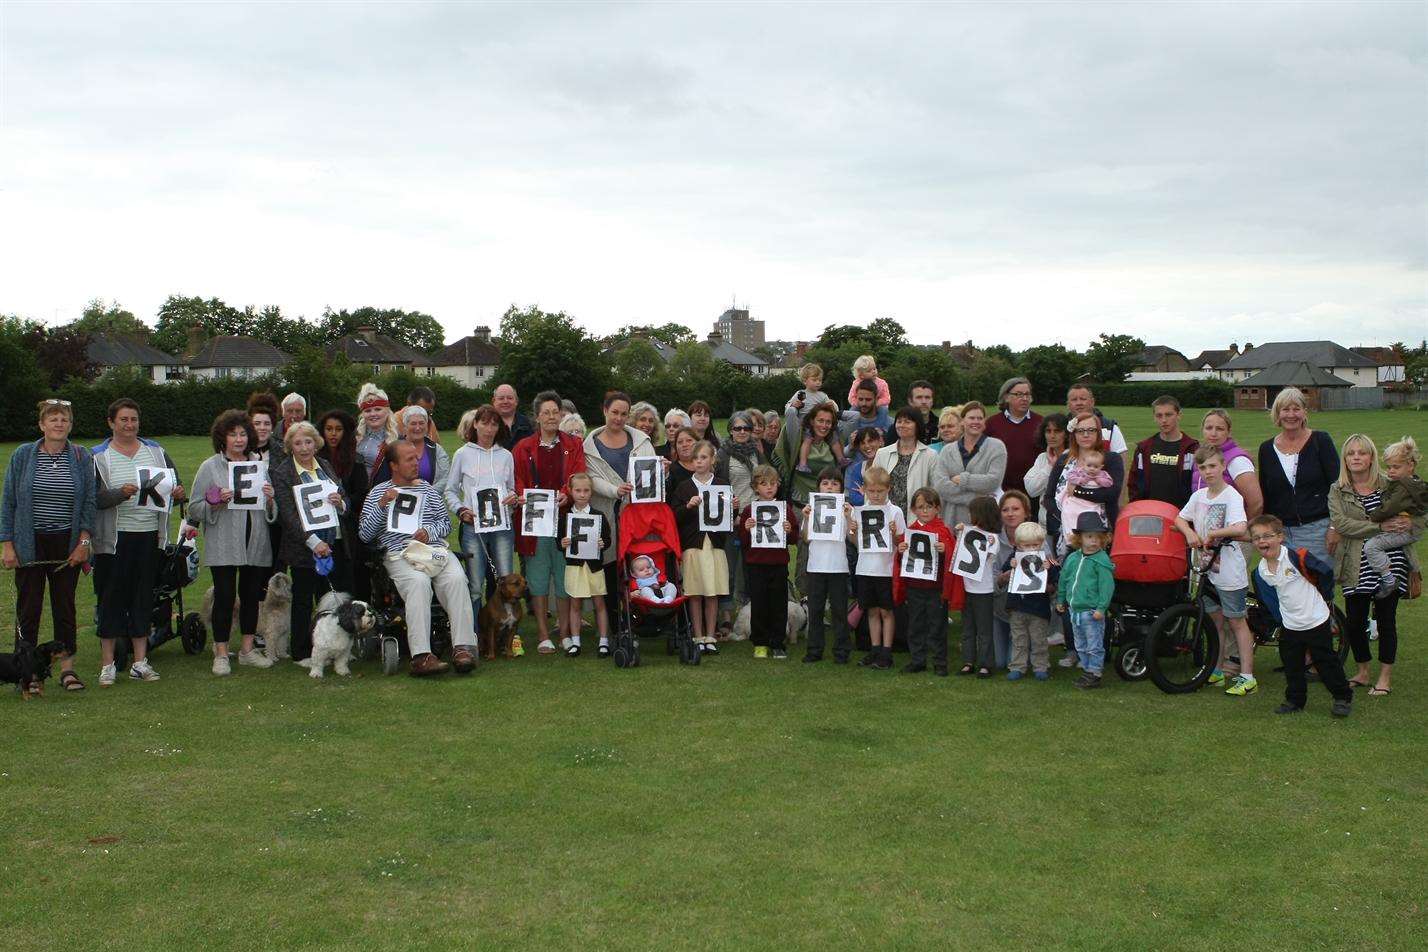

{"left": 113, "top": 501, "right": 206, "bottom": 670}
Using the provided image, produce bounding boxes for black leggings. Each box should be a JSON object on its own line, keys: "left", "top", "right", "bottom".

{"left": 1344, "top": 591, "right": 1399, "bottom": 665}
{"left": 210, "top": 565, "right": 265, "bottom": 643}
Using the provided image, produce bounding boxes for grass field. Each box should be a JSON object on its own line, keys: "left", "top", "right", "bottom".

{"left": 2, "top": 406, "right": 1425, "bottom": 951}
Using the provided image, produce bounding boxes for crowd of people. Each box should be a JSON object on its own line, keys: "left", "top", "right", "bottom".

{"left": 3, "top": 359, "right": 1422, "bottom": 715}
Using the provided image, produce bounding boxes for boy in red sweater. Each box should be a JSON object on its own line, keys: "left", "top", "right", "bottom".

{"left": 738, "top": 465, "right": 801, "bottom": 659}
{"left": 894, "top": 487, "right": 956, "bottom": 676}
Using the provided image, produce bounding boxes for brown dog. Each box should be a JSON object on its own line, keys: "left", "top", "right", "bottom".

{"left": 478, "top": 573, "right": 528, "bottom": 659}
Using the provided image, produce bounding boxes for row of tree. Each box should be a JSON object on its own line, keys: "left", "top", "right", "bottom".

{"left": 6, "top": 298, "right": 1425, "bottom": 441}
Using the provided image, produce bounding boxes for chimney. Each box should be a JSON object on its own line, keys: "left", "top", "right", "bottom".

{"left": 708, "top": 330, "right": 723, "bottom": 345}
{"left": 474, "top": 325, "right": 491, "bottom": 343}
{"left": 942, "top": 341, "right": 952, "bottom": 350}
{"left": 357, "top": 325, "right": 378, "bottom": 342}
{"left": 186, "top": 324, "right": 206, "bottom": 358}
{"left": 1243, "top": 342, "right": 1254, "bottom": 353}
{"left": 1228, "top": 343, "right": 1239, "bottom": 356}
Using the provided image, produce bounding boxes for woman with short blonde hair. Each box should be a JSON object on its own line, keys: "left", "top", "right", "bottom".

{"left": 1258, "top": 387, "right": 1338, "bottom": 563}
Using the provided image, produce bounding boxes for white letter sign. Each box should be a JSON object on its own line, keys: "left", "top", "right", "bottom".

{"left": 900, "top": 530, "right": 939, "bottom": 582}
{"left": 227, "top": 460, "right": 267, "bottom": 511}
{"left": 387, "top": 488, "right": 423, "bottom": 535}
{"left": 750, "top": 501, "right": 786, "bottom": 549}
{"left": 568, "top": 513, "right": 603, "bottom": 561}
{"left": 1010, "top": 550, "right": 1049, "bottom": 594}
{"left": 293, "top": 480, "right": 339, "bottom": 533}
{"left": 135, "top": 467, "right": 176, "bottom": 512}
{"left": 952, "top": 527, "right": 995, "bottom": 583}
{"left": 521, "top": 489, "right": 557, "bottom": 538}
{"left": 698, "top": 485, "right": 732, "bottom": 532}
{"left": 466, "top": 480, "right": 510, "bottom": 534}
{"left": 807, "top": 493, "right": 845, "bottom": 543}
{"left": 628, "top": 456, "right": 664, "bottom": 504}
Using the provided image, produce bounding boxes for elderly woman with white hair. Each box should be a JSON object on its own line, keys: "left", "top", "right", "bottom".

{"left": 355, "top": 383, "right": 399, "bottom": 475}
{"left": 1257, "top": 387, "right": 1339, "bottom": 564}
{"left": 662, "top": 409, "right": 691, "bottom": 462}
{"left": 630, "top": 401, "right": 664, "bottom": 448}
{"left": 371, "top": 404, "right": 450, "bottom": 488}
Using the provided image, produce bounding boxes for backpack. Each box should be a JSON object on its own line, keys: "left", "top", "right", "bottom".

{"left": 1254, "top": 547, "right": 1335, "bottom": 626}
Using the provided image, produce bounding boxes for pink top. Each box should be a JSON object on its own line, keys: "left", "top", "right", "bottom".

{"left": 848, "top": 375, "right": 892, "bottom": 408}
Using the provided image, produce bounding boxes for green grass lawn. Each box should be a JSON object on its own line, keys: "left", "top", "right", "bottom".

{"left": 2, "top": 406, "right": 1425, "bottom": 951}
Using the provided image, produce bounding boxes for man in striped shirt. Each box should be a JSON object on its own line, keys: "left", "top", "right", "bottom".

{"left": 360, "top": 441, "right": 477, "bottom": 676}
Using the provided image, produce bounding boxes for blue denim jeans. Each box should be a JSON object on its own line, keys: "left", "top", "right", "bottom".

{"left": 1283, "top": 517, "right": 1331, "bottom": 567}
{"left": 459, "top": 525, "right": 514, "bottom": 611}
{"left": 1070, "top": 610, "right": 1106, "bottom": 675}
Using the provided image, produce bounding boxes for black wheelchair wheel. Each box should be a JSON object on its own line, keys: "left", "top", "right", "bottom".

{"left": 1147, "top": 603, "right": 1219, "bottom": 695}
{"left": 180, "top": 613, "right": 206, "bottom": 655}
{"left": 1115, "top": 643, "right": 1149, "bottom": 681}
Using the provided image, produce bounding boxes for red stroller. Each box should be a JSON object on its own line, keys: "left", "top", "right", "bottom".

{"left": 615, "top": 504, "right": 697, "bottom": 667}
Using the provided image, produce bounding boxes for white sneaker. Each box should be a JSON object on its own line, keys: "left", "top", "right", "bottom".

{"left": 238, "top": 650, "right": 274, "bottom": 668}
{"left": 98, "top": 663, "right": 117, "bottom": 687}
{"left": 1058, "top": 654, "right": 1079, "bottom": 669}
{"left": 212, "top": 655, "right": 232, "bottom": 676}
{"left": 129, "top": 659, "right": 160, "bottom": 682}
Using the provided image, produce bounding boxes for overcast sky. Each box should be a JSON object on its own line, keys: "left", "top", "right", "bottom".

{"left": 2, "top": 1, "right": 1424, "bottom": 353}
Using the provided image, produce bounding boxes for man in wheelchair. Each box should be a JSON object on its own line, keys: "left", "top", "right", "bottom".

{"left": 359, "top": 441, "right": 478, "bottom": 676}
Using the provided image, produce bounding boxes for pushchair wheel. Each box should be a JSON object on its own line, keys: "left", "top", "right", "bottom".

{"left": 1115, "top": 643, "right": 1147, "bottom": 681}
{"left": 381, "top": 636, "right": 401, "bottom": 675}
{"left": 180, "top": 613, "right": 206, "bottom": 655}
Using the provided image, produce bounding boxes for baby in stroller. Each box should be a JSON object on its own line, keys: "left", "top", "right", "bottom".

{"left": 630, "top": 554, "right": 678, "bottom": 604}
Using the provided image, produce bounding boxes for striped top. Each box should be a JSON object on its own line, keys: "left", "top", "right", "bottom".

{"left": 31, "top": 446, "right": 75, "bottom": 532}
{"left": 108, "top": 449, "right": 161, "bottom": 532}
{"left": 358, "top": 479, "right": 451, "bottom": 554}
{"left": 1347, "top": 489, "right": 1410, "bottom": 596}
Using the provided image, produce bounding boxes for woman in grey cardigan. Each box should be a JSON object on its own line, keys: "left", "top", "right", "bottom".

{"left": 932, "top": 401, "right": 1008, "bottom": 527}
{"left": 188, "top": 410, "right": 278, "bottom": 675}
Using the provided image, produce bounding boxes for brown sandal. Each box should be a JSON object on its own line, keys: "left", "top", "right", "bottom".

{"left": 60, "top": 670, "right": 85, "bottom": 692}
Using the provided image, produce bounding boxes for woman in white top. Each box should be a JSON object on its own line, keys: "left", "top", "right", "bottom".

{"left": 446, "top": 405, "right": 517, "bottom": 615}
{"left": 1023, "top": 413, "right": 1069, "bottom": 517}
{"left": 584, "top": 391, "right": 656, "bottom": 650}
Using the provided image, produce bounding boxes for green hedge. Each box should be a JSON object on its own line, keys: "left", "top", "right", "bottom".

{"left": 1079, "top": 379, "right": 1234, "bottom": 409}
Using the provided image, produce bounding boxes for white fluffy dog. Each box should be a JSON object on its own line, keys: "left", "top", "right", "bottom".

{"left": 297, "top": 591, "right": 375, "bottom": 679}
{"left": 731, "top": 599, "right": 809, "bottom": 645}
{"left": 198, "top": 573, "right": 293, "bottom": 659}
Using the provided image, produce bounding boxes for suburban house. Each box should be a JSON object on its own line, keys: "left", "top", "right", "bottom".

{"left": 185, "top": 334, "right": 291, "bottom": 380}
{"left": 1130, "top": 345, "right": 1192, "bottom": 373}
{"left": 603, "top": 331, "right": 769, "bottom": 376}
{"left": 1125, "top": 344, "right": 1219, "bottom": 382}
{"left": 86, "top": 334, "right": 186, "bottom": 384}
{"left": 1216, "top": 340, "right": 1379, "bottom": 387}
{"left": 1234, "top": 361, "right": 1353, "bottom": 411}
{"left": 1351, "top": 346, "right": 1407, "bottom": 385}
{"left": 430, "top": 325, "right": 501, "bottom": 387}
{"left": 328, "top": 326, "right": 435, "bottom": 376}
{"left": 1190, "top": 345, "right": 1241, "bottom": 372}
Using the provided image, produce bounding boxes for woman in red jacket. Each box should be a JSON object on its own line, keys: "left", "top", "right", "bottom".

{"left": 511, "top": 391, "right": 588, "bottom": 654}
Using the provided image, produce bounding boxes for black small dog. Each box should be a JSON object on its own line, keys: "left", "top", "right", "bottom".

{"left": 1, "top": 640, "right": 65, "bottom": 699}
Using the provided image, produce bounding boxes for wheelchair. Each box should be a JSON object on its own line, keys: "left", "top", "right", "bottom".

{"left": 356, "top": 545, "right": 473, "bottom": 674}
